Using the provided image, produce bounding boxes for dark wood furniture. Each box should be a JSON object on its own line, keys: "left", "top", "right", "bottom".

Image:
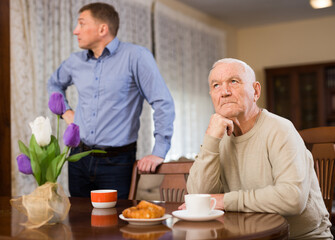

{"left": 128, "top": 160, "right": 194, "bottom": 202}
{"left": 299, "top": 126, "right": 335, "bottom": 218}
{"left": 0, "top": 197, "right": 289, "bottom": 239}
{"left": 265, "top": 61, "right": 335, "bottom": 130}
{"left": 0, "top": 0, "right": 11, "bottom": 197}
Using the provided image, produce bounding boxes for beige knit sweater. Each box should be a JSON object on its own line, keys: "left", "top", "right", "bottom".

{"left": 187, "top": 109, "right": 332, "bottom": 239}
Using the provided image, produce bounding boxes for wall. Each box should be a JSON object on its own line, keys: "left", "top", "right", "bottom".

{"left": 236, "top": 15, "right": 335, "bottom": 108}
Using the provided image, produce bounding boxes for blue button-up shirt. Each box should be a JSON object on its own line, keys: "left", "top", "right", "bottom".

{"left": 47, "top": 37, "right": 175, "bottom": 158}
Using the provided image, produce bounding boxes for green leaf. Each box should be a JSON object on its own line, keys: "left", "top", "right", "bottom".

{"left": 51, "top": 135, "right": 61, "bottom": 156}
{"left": 43, "top": 135, "right": 62, "bottom": 183}
{"left": 29, "top": 135, "right": 49, "bottom": 185}
{"left": 18, "top": 140, "right": 30, "bottom": 157}
{"left": 46, "top": 154, "right": 65, "bottom": 182}
{"left": 46, "top": 136, "right": 60, "bottom": 160}
{"left": 44, "top": 144, "right": 59, "bottom": 183}
{"left": 29, "top": 136, "right": 42, "bottom": 185}
{"left": 66, "top": 150, "right": 106, "bottom": 162}
{"left": 29, "top": 135, "right": 47, "bottom": 165}
{"left": 55, "top": 147, "right": 70, "bottom": 180}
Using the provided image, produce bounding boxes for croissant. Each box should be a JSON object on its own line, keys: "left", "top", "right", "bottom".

{"left": 122, "top": 200, "right": 165, "bottom": 219}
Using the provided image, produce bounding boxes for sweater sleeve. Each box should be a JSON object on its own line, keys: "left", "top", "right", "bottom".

{"left": 187, "top": 134, "right": 224, "bottom": 194}
{"left": 224, "top": 123, "right": 312, "bottom": 216}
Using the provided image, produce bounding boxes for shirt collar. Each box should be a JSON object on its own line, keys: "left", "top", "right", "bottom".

{"left": 86, "top": 37, "right": 120, "bottom": 60}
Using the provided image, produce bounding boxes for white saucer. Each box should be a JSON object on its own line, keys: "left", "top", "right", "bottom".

{"left": 119, "top": 214, "right": 172, "bottom": 226}
{"left": 172, "top": 210, "right": 224, "bottom": 221}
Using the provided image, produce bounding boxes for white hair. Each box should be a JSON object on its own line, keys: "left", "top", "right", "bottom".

{"left": 210, "top": 58, "right": 256, "bottom": 82}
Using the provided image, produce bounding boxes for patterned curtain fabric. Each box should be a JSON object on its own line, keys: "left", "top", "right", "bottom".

{"left": 154, "top": 1, "right": 226, "bottom": 161}
{"left": 10, "top": 0, "right": 153, "bottom": 196}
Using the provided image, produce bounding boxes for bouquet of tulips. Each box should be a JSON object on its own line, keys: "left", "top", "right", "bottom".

{"left": 11, "top": 92, "right": 104, "bottom": 229}
{"left": 16, "top": 92, "right": 104, "bottom": 185}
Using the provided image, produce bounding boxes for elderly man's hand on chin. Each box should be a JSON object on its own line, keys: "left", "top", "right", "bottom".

{"left": 206, "top": 113, "right": 234, "bottom": 138}
{"left": 178, "top": 194, "right": 225, "bottom": 210}
{"left": 137, "top": 155, "right": 164, "bottom": 173}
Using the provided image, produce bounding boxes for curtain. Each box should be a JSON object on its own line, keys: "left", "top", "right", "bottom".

{"left": 154, "top": 1, "right": 226, "bottom": 161}
{"left": 10, "top": 0, "right": 153, "bottom": 196}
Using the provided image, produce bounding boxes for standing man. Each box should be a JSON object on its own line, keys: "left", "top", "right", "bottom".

{"left": 185, "top": 58, "right": 332, "bottom": 238}
{"left": 47, "top": 2, "right": 175, "bottom": 199}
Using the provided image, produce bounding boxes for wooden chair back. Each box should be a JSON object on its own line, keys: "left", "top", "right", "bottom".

{"left": 299, "top": 126, "right": 335, "bottom": 216}
{"left": 128, "top": 160, "right": 194, "bottom": 202}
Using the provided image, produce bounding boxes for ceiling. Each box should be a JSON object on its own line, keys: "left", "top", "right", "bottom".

{"left": 176, "top": 0, "right": 335, "bottom": 28}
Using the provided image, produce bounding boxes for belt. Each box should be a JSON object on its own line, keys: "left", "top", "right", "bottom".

{"left": 78, "top": 142, "right": 137, "bottom": 157}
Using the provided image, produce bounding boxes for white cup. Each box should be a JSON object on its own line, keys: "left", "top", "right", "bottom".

{"left": 185, "top": 194, "right": 216, "bottom": 216}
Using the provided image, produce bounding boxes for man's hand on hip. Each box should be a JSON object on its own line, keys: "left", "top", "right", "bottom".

{"left": 138, "top": 155, "right": 164, "bottom": 173}
{"left": 62, "top": 109, "right": 75, "bottom": 125}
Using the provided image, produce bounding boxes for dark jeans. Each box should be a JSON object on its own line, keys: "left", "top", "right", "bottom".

{"left": 68, "top": 146, "right": 136, "bottom": 199}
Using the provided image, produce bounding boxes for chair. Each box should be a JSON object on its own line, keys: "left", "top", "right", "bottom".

{"left": 128, "top": 159, "right": 194, "bottom": 202}
{"left": 299, "top": 126, "right": 335, "bottom": 218}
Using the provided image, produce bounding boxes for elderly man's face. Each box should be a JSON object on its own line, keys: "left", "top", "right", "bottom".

{"left": 208, "top": 62, "right": 256, "bottom": 119}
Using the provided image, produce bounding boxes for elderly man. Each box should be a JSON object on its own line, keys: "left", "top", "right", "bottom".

{"left": 185, "top": 58, "right": 332, "bottom": 239}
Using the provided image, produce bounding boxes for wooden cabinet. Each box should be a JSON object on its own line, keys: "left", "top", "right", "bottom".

{"left": 265, "top": 61, "right": 335, "bottom": 130}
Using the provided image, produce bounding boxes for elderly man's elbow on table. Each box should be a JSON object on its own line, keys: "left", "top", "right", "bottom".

{"left": 278, "top": 193, "right": 308, "bottom": 216}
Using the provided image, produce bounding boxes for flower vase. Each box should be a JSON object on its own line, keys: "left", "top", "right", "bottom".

{"left": 10, "top": 182, "right": 70, "bottom": 229}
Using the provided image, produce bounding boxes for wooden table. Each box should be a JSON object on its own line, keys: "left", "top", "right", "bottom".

{"left": 0, "top": 196, "right": 289, "bottom": 239}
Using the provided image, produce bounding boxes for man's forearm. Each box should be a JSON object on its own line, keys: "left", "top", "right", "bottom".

{"left": 187, "top": 135, "right": 222, "bottom": 194}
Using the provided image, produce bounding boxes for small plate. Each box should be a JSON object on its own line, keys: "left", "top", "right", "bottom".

{"left": 172, "top": 210, "right": 224, "bottom": 221}
{"left": 119, "top": 214, "right": 172, "bottom": 226}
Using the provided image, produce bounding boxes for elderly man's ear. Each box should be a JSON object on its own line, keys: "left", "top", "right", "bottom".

{"left": 253, "top": 82, "right": 261, "bottom": 102}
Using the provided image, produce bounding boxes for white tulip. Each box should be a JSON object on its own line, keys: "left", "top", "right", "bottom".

{"left": 29, "top": 116, "right": 52, "bottom": 147}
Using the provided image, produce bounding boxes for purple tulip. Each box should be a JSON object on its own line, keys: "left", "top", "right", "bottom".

{"left": 16, "top": 154, "right": 33, "bottom": 174}
{"left": 63, "top": 123, "right": 80, "bottom": 147}
{"left": 48, "top": 92, "right": 66, "bottom": 115}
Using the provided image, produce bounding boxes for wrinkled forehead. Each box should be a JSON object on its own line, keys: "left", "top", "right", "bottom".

{"left": 208, "top": 62, "right": 252, "bottom": 82}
